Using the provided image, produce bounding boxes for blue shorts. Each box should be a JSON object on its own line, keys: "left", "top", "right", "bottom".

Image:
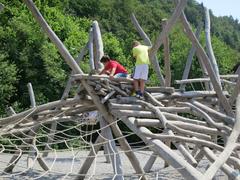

{"left": 114, "top": 73, "right": 128, "bottom": 78}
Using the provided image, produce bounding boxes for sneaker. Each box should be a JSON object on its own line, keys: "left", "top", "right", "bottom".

{"left": 139, "top": 95, "right": 144, "bottom": 100}
{"left": 135, "top": 94, "right": 144, "bottom": 100}
{"left": 131, "top": 92, "right": 136, "bottom": 96}
{"left": 135, "top": 94, "right": 140, "bottom": 98}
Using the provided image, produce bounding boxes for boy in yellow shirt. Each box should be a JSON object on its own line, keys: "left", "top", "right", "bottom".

{"left": 132, "top": 41, "right": 150, "bottom": 99}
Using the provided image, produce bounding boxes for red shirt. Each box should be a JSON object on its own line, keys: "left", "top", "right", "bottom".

{"left": 104, "top": 60, "right": 128, "bottom": 75}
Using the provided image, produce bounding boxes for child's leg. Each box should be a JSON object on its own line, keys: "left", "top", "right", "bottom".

{"left": 133, "top": 79, "right": 139, "bottom": 93}
{"left": 139, "top": 79, "right": 145, "bottom": 94}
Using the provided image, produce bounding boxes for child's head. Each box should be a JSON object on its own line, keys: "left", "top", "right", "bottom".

{"left": 100, "top": 55, "right": 110, "bottom": 64}
{"left": 132, "top": 40, "right": 141, "bottom": 48}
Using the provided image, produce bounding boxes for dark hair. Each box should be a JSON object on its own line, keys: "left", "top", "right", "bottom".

{"left": 100, "top": 55, "right": 110, "bottom": 63}
{"left": 132, "top": 40, "right": 141, "bottom": 48}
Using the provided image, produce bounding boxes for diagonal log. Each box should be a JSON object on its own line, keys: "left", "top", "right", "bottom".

{"left": 203, "top": 147, "right": 240, "bottom": 179}
{"left": 149, "top": 0, "right": 187, "bottom": 57}
{"left": 179, "top": 11, "right": 234, "bottom": 117}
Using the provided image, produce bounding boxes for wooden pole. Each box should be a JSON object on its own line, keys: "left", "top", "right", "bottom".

{"left": 89, "top": 27, "right": 95, "bottom": 70}
{"left": 204, "top": 8, "right": 221, "bottom": 86}
{"left": 162, "top": 19, "right": 171, "bottom": 87}
{"left": 180, "top": 23, "right": 202, "bottom": 91}
{"left": 92, "top": 21, "right": 104, "bottom": 70}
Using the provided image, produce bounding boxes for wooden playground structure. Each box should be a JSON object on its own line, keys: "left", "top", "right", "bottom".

{"left": 0, "top": 0, "right": 240, "bottom": 179}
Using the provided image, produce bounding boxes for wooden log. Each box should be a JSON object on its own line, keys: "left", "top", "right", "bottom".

{"left": 22, "top": 0, "right": 83, "bottom": 74}
{"left": 191, "top": 100, "right": 234, "bottom": 125}
{"left": 162, "top": 19, "right": 171, "bottom": 87}
{"left": 144, "top": 91, "right": 164, "bottom": 107}
{"left": 220, "top": 74, "right": 239, "bottom": 79}
{"left": 27, "top": 83, "right": 38, "bottom": 170}
{"left": 112, "top": 108, "right": 211, "bottom": 140}
{"left": 6, "top": 106, "right": 16, "bottom": 116}
{"left": 0, "top": 98, "right": 90, "bottom": 127}
{"left": 146, "top": 86, "right": 175, "bottom": 94}
{"left": 180, "top": 23, "right": 202, "bottom": 91}
{"left": 109, "top": 102, "right": 190, "bottom": 113}
{"left": 123, "top": 117, "right": 203, "bottom": 179}
{"left": 99, "top": 116, "right": 124, "bottom": 180}
{"left": 178, "top": 101, "right": 232, "bottom": 134}
{"left": 72, "top": 74, "right": 133, "bottom": 83}
{"left": 101, "top": 91, "right": 116, "bottom": 104}
{"left": 179, "top": 11, "right": 233, "bottom": 117}
{"left": 194, "top": 148, "right": 205, "bottom": 163}
{"left": 204, "top": 8, "right": 221, "bottom": 86}
{"left": 112, "top": 109, "right": 207, "bottom": 126}
{"left": 63, "top": 42, "right": 89, "bottom": 100}
{"left": 166, "top": 123, "right": 211, "bottom": 141}
{"left": 4, "top": 149, "right": 23, "bottom": 173}
{"left": 109, "top": 84, "right": 129, "bottom": 96}
{"left": 176, "top": 77, "right": 235, "bottom": 85}
{"left": 153, "top": 91, "right": 222, "bottom": 100}
{"left": 92, "top": 21, "right": 104, "bottom": 70}
{"left": 134, "top": 100, "right": 167, "bottom": 128}
{"left": 88, "top": 27, "right": 95, "bottom": 70}
{"left": 27, "top": 83, "right": 36, "bottom": 107}
{"left": 140, "top": 128, "right": 224, "bottom": 152}
{"left": 149, "top": 0, "right": 187, "bottom": 57}
{"left": 229, "top": 73, "right": 240, "bottom": 106}
{"left": 143, "top": 153, "right": 157, "bottom": 172}
{"left": 201, "top": 95, "right": 240, "bottom": 179}
{"left": 134, "top": 119, "right": 223, "bottom": 136}
{"left": 203, "top": 147, "right": 239, "bottom": 179}
{"left": 131, "top": 13, "right": 165, "bottom": 86}
{"left": 166, "top": 129, "right": 197, "bottom": 166}
{"left": 75, "top": 41, "right": 89, "bottom": 63}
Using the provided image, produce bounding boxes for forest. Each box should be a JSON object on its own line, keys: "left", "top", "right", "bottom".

{"left": 0, "top": 0, "right": 240, "bottom": 116}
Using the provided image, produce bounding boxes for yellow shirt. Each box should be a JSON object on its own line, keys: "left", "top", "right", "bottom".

{"left": 132, "top": 45, "right": 150, "bottom": 65}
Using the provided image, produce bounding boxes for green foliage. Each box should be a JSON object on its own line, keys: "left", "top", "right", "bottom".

{"left": 0, "top": 54, "right": 18, "bottom": 116}
{"left": 211, "top": 36, "right": 240, "bottom": 74}
{"left": 103, "top": 33, "right": 132, "bottom": 70}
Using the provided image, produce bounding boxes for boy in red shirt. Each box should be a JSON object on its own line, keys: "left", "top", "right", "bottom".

{"left": 99, "top": 55, "right": 128, "bottom": 79}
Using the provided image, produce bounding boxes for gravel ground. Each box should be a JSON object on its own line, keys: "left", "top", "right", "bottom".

{"left": 0, "top": 149, "right": 227, "bottom": 180}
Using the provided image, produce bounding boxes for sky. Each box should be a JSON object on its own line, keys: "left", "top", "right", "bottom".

{"left": 195, "top": 0, "right": 240, "bottom": 21}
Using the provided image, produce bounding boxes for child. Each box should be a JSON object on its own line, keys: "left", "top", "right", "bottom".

{"left": 99, "top": 55, "right": 128, "bottom": 79}
{"left": 132, "top": 41, "right": 150, "bottom": 99}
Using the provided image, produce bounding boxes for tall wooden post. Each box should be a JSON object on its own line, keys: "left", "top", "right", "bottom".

{"left": 204, "top": 8, "right": 221, "bottom": 86}
{"left": 162, "top": 19, "right": 171, "bottom": 87}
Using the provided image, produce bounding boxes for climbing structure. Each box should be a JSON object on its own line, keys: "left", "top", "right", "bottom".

{"left": 0, "top": 0, "right": 240, "bottom": 179}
